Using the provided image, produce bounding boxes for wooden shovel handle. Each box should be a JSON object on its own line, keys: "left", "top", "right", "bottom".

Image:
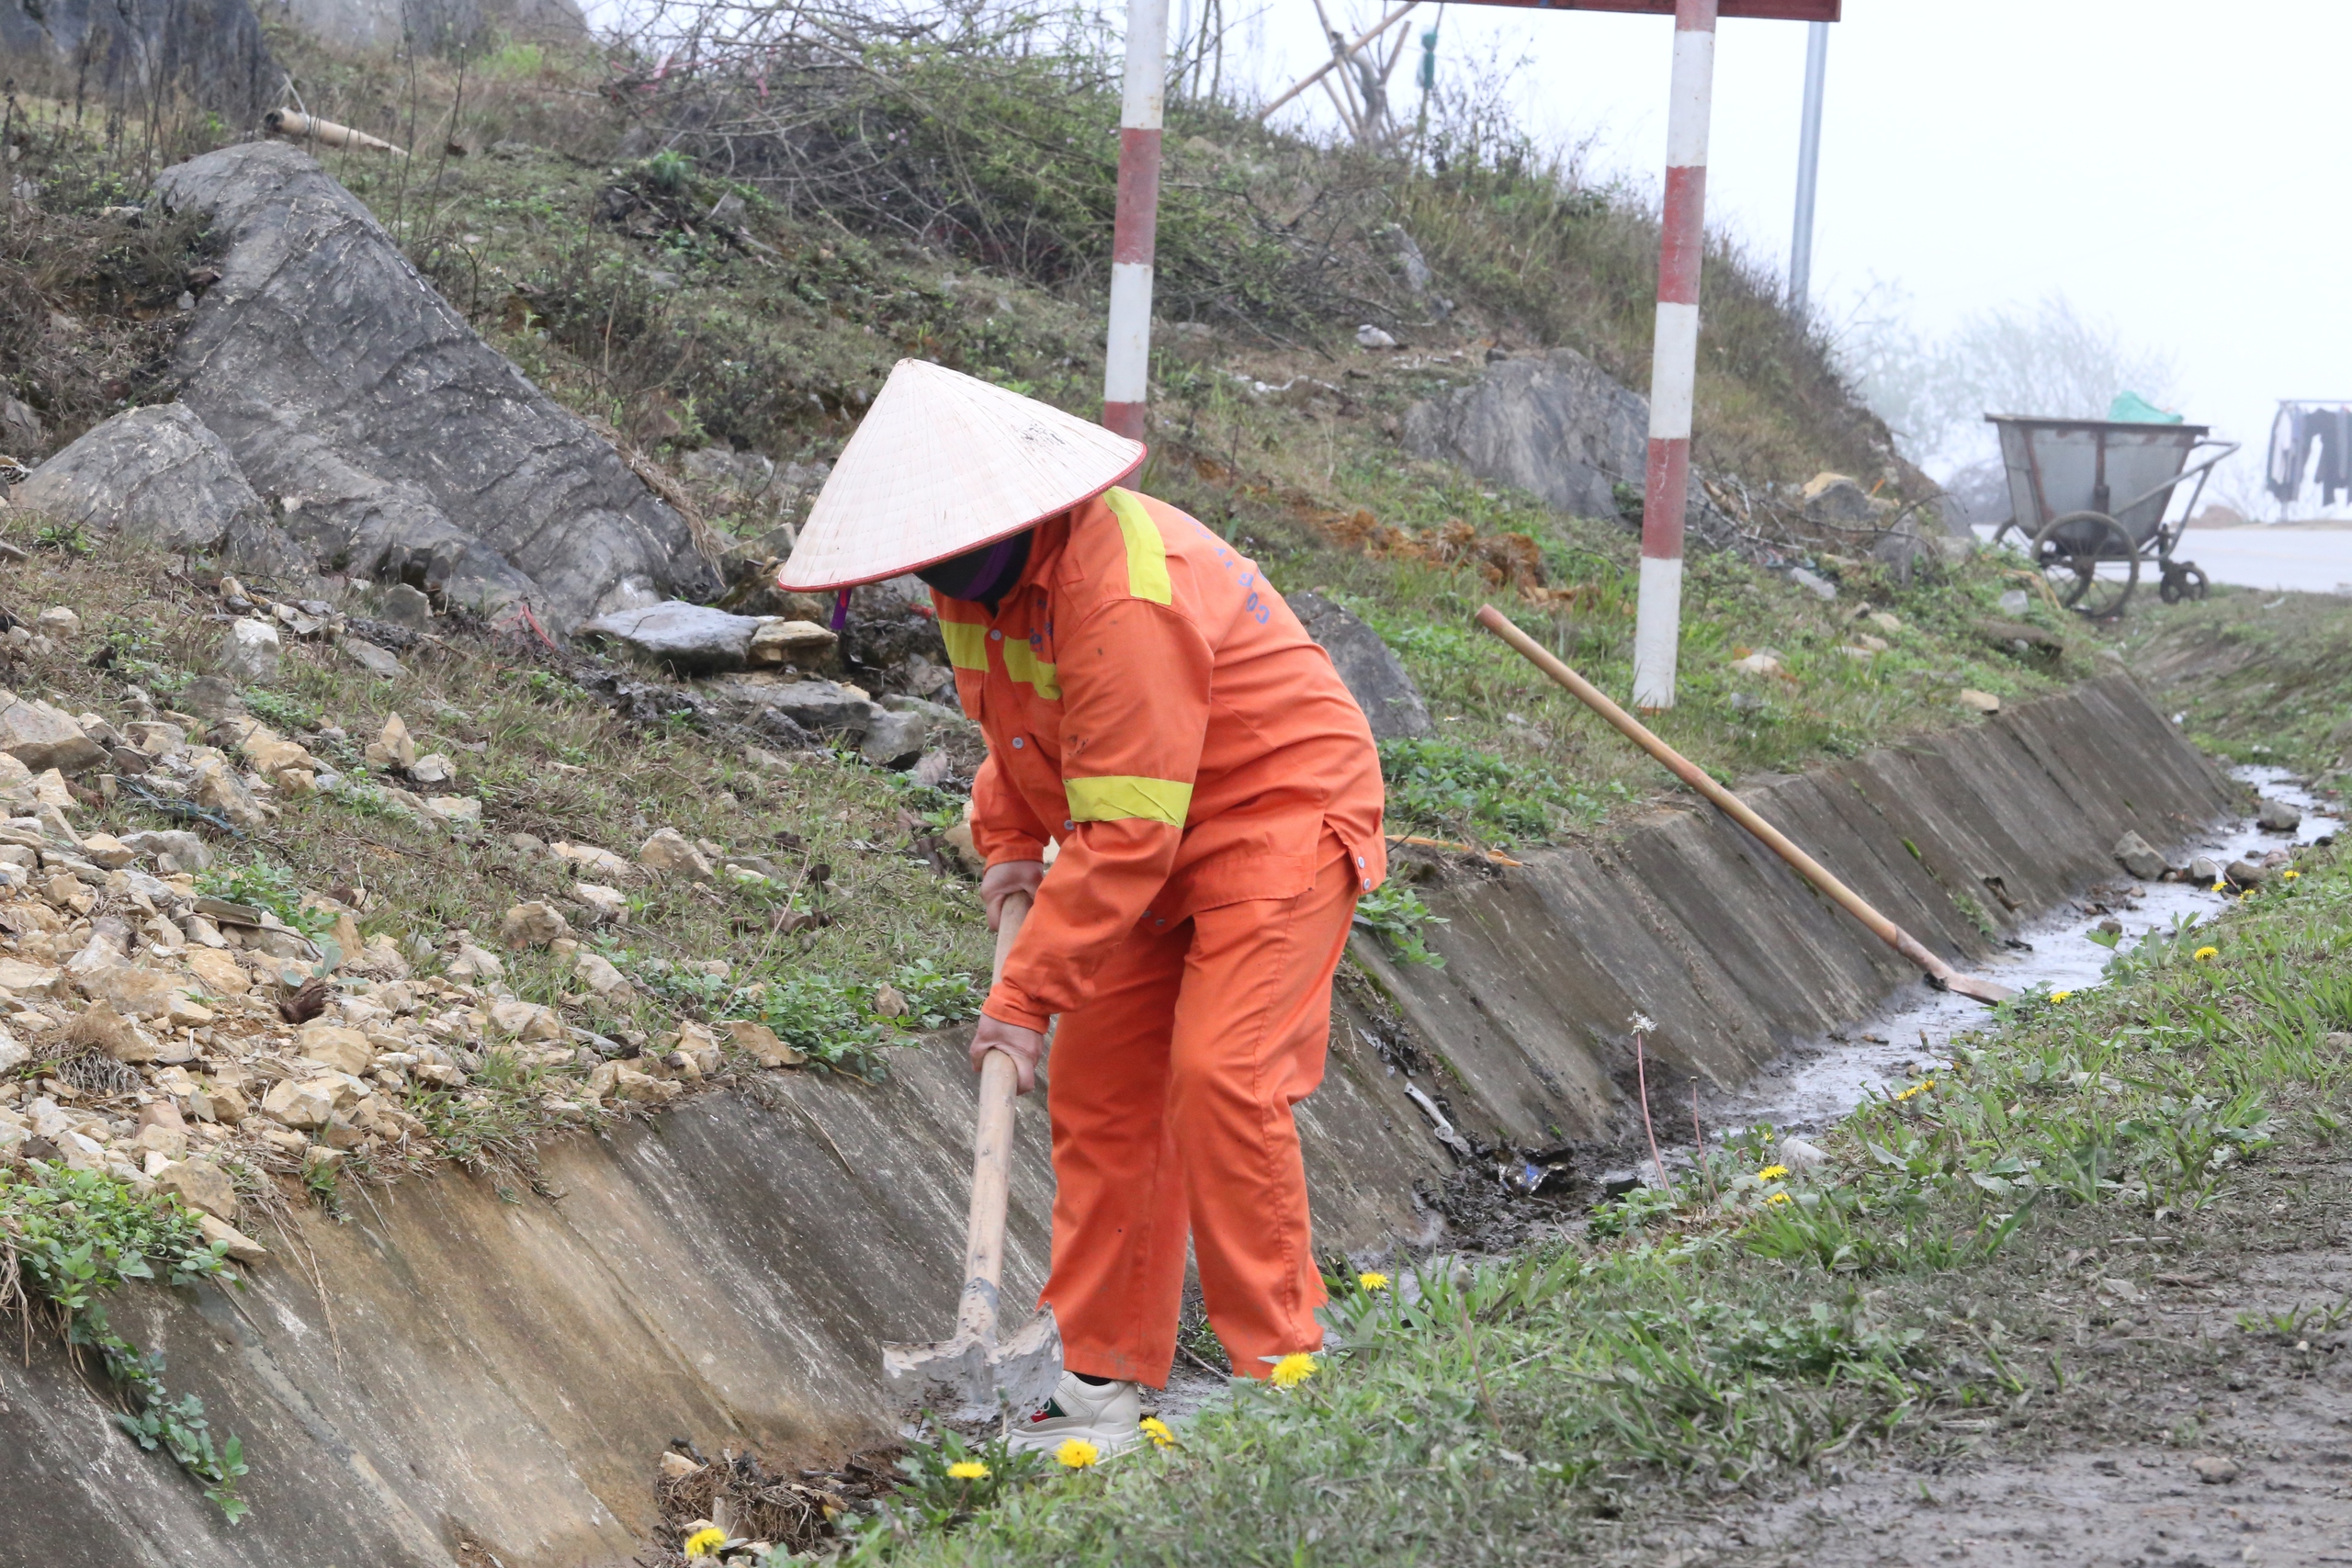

{"left": 1473, "top": 605, "right": 1967, "bottom": 990}
{"left": 954, "top": 889, "right": 1031, "bottom": 1341}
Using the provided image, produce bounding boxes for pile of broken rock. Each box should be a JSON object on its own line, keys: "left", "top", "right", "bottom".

{"left": 0, "top": 681, "right": 824, "bottom": 1268}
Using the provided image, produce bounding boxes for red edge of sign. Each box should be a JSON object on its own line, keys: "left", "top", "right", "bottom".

{"left": 1447, "top": 0, "right": 1838, "bottom": 19}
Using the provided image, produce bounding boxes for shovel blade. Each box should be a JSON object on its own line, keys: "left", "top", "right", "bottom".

{"left": 1942, "top": 971, "right": 2015, "bottom": 1007}
{"left": 882, "top": 1305, "right": 1063, "bottom": 1420}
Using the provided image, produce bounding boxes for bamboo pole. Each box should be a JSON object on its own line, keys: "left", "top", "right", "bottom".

{"left": 1474, "top": 605, "right": 2013, "bottom": 1006}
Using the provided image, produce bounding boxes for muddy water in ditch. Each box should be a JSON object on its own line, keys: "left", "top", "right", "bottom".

{"left": 1702, "top": 766, "right": 2341, "bottom": 1144}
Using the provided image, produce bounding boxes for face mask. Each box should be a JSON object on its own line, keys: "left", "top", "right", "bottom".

{"left": 915, "top": 529, "right": 1034, "bottom": 612}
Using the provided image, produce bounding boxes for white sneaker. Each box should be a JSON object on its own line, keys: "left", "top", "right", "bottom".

{"left": 1005, "top": 1370, "right": 1142, "bottom": 1455}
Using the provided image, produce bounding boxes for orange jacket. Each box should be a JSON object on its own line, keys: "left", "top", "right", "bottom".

{"left": 937, "top": 487, "right": 1386, "bottom": 1032}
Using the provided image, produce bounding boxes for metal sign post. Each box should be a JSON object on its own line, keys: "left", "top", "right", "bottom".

{"left": 1103, "top": 0, "right": 1170, "bottom": 441}
{"left": 1112, "top": 0, "right": 1837, "bottom": 706}
{"left": 1787, "top": 18, "right": 1828, "bottom": 313}
{"left": 1435, "top": 0, "right": 1836, "bottom": 708}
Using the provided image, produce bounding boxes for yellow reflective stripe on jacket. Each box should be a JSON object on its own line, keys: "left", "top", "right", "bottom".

{"left": 1001, "top": 637, "right": 1060, "bottom": 698}
{"left": 1102, "top": 488, "right": 1172, "bottom": 606}
{"left": 1065, "top": 774, "right": 1193, "bottom": 826}
{"left": 939, "top": 619, "right": 990, "bottom": 671}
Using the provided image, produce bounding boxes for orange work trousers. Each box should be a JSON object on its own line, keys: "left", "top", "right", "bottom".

{"left": 1040, "top": 831, "right": 1358, "bottom": 1387}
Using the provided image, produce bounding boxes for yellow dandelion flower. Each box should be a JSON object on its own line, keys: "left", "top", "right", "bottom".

{"left": 2212, "top": 881, "right": 2228, "bottom": 893}
{"left": 2050, "top": 990, "right": 2073, "bottom": 1004}
{"left": 1766, "top": 1191, "right": 1793, "bottom": 1206}
{"left": 1894, "top": 1079, "right": 1936, "bottom": 1102}
{"left": 946, "top": 1460, "right": 990, "bottom": 1481}
{"left": 1357, "top": 1270, "right": 1390, "bottom": 1291}
{"left": 1269, "top": 1353, "right": 1319, "bottom": 1388}
{"left": 2284, "top": 869, "right": 2301, "bottom": 880}
{"left": 684, "top": 1527, "right": 727, "bottom": 1558}
{"left": 1140, "top": 1416, "right": 1176, "bottom": 1450}
{"left": 1053, "top": 1438, "right": 1101, "bottom": 1469}
{"left": 1756, "top": 1165, "right": 1790, "bottom": 1181}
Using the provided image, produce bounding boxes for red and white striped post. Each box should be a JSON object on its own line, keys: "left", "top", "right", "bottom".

{"left": 1102, "top": 0, "right": 1170, "bottom": 441}
{"left": 1632, "top": 0, "right": 1718, "bottom": 711}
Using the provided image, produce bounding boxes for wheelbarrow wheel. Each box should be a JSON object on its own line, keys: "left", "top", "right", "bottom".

{"left": 2031, "top": 512, "right": 2138, "bottom": 619}
{"left": 2159, "top": 561, "right": 2210, "bottom": 604}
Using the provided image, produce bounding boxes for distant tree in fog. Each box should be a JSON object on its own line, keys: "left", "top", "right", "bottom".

{"left": 1839, "top": 289, "right": 2177, "bottom": 473}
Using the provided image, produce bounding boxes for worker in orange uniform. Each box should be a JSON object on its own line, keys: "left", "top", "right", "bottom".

{"left": 779, "top": 361, "right": 1386, "bottom": 1454}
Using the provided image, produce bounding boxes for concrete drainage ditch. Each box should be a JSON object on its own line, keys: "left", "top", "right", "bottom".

{"left": 0, "top": 673, "right": 2245, "bottom": 1567}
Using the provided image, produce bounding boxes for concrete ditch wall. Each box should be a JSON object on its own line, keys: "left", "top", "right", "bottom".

{"left": 0, "top": 674, "right": 2230, "bottom": 1567}
{"left": 1353, "top": 674, "right": 2235, "bottom": 1148}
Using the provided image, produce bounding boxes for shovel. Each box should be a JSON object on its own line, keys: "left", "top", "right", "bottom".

{"left": 1475, "top": 605, "right": 2014, "bottom": 1007}
{"left": 882, "top": 889, "right": 1063, "bottom": 1415}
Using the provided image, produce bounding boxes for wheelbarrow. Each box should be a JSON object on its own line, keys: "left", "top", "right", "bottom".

{"left": 1984, "top": 414, "right": 2239, "bottom": 617}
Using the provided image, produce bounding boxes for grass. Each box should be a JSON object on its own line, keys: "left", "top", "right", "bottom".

{"left": 2120, "top": 583, "right": 2352, "bottom": 784}
{"left": 0, "top": 538, "right": 993, "bottom": 1133}
{"left": 845, "top": 835, "right": 2352, "bottom": 1564}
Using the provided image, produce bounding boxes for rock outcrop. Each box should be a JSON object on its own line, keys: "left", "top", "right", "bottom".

{"left": 1289, "top": 592, "right": 1431, "bottom": 742}
{"left": 13, "top": 405, "right": 274, "bottom": 556}
{"left": 0, "top": 0, "right": 274, "bottom": 120}
{"left": 1402, "top": 348, "right": 1647, "bottom": 521}
{"left": 105, "top": 141, "right": 723, "bottom": 630}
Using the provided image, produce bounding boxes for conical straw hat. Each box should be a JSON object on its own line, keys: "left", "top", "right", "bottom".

{"left": 777, "top": 360, "right": 1146, "bottom": 591}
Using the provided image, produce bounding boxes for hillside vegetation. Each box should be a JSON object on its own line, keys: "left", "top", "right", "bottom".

{"left": 0, "top": 12, "right": 2174, "bottom": 1546}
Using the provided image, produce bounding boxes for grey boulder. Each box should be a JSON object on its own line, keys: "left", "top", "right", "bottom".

{"left": 758, "top": 680, "right": 879, "bottom": 735}
{"left": 0, "top": 694, "right": 106, "bottom": 773}
{"left": 579, "top": 601, "right": 766, "bottom": 674}
{"left": 1289, "top": 592, "right": 1431, "bottom": 741}
{"left": 1402, "top": 348, "right": 1646, "bottom": 521}
{"left": 14, "top": 403, "right": 274, "bottom": 556}
{"left": 152, "top": 141, "right": 718, "bottom": 629}
{"left": 2112, "top": 830, "right": 2166, "bottom": 882}
{"left": 2256, "top": 798, "right": 2302, "bottom": 833}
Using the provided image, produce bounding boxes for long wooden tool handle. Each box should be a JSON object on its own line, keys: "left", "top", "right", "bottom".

{"left": 1474, "top": 605, "right": 1969, "bottom": 990}
{"left": 953, "top": 889, "right": 1032, "bottom": 1342}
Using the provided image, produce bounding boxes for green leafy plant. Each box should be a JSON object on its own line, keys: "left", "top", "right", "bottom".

{"left": 30, "top": 521, "right": 87, "bottom": 555}
{"left": 194, "top": 858, "right": 333, "bottom": 937}
{"left": 1377, "top": 737, "right": 1617, "bottom": 847}
{"left": 626, "top": 954, "right": 983, "bottom": 1078}
{"left": 239, "top": 688, "right": 322, "bottom": 732}
{"left": 1352, "top": 879, "right": 1448, "bottom": 967}
{"left": 2, "top": 1165, "right": 249, "bottom": 1519}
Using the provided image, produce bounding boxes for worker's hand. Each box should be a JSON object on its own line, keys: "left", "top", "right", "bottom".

{"left": 970, "top": 1014, "right": 1047, "bottom": 1095}
{"left": 979, "top": 859, "right": 1046, "bottom": 931}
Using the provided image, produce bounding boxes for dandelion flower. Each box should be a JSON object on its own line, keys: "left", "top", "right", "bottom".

{"left": 1756, "top": 1165, "right": 1791, "bottom": 1182}
{"left": 2284, "top": 868, "right": 2301, "bottom": 880}
{"left": 1766, "top": 1191, "right": 1793, "bottom": 1206}
{"left": 1269, "top": 1352, "right": 1319, "bottom": 1388}
{"left": 684, "top": 1528, "right": 727, "bottom": 1559}
{"left": 1053, "top": 1438, "right": 1101, "bottom": 1469}
{"left": 2194, "top": 946, "right": 2219, "bottom": 962}
{"left": 1894, "top": 1079, "right": 1936, "bottom": 1102}
{"left": 2212, "top": 881, "right": 2228, "bottom": 893}
{"left": 1140, "top": 1416, "right": 1176, "bottom": 1450}
{"left": 2050, "top": 990, "right": 2073, "bottom": 1004}
{"left": 1357, "top": 1270, "right": 1390, "bottom": 1291}
{"left": 946, "top": 1461, "right": 990, "bottom": 1481}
